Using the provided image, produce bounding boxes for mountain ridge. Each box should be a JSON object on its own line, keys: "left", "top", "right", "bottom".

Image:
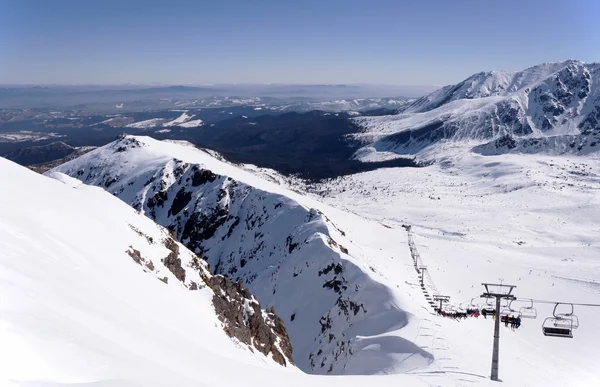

{"left": 352, "top": 60, "right": 600, "bottom": 161}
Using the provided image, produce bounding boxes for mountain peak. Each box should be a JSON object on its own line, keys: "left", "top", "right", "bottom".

{"left": 352, "top": 60, "right": 600, "bottom": 161}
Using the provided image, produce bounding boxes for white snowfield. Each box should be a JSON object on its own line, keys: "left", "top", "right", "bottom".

{"left": 45, "top": 135, "right": 600, "bottom": 386}
{"left": 125, "top": 114, "right": 203, "bottom": 129}
{"left": 178, "top": 118, "right": 204, "bottom": 128}
{"left": 125, "top": 118, "right": 167, "bottom": 129}
{"left": 164, "top": 112, "right": 194, "bottom": 127}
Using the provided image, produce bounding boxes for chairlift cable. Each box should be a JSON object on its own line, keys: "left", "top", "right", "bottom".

{"left": 515, "top": 297, "right": 600, "bottom": 308}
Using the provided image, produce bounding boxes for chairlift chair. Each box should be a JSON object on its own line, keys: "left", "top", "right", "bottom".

{"left": 482, "top": 298, "right": 496, "bottom": 314}
{"left": 500, "top": 300, "right": 521, "bottom": 318}
{"left": 519, "top": 300, "right": 538, "bottom": 319}
{"left": 542, "top": 303, "right": 578, "bottom": 338}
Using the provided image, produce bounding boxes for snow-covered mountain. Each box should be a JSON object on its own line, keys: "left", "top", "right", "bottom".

{"left": 7, "top": 131, "right": 600, "bottom": 385}
{"left": 352, "top": 60, "right": 600, "bottom": 161}
{"left": 51, "top": 135, "right": 435, "bottom": 375}
{"left": 0, "top": 157, "right": 303, "bottom": 386}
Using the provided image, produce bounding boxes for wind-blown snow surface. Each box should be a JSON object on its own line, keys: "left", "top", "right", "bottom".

{"left": 352, "top": 60, "right": 600, "bottom": 161}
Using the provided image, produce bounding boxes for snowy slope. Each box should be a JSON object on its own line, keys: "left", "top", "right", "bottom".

{"left": 0, "top": 157, "right": 312, "bottom": 386}
{"left": 50, "top": 135, "right": 600, "bottom": 385}
{"left": 313, "top": 150, "right": 600, "bottom": 386}
{"left": 125, "top": 117, "right": 167, "bottom": 129}
{"left": 352, "top": 60, "right": 600, "bottom": 160}
{"left": 51, "top": 135, "right": 439, "bottom": 376}
{"left": 164, "top": 112, "right": 194, "bottom": 127}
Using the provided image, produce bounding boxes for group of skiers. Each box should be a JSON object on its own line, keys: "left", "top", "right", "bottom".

{"left": 501, "top": 314, "right": 522, "bottom": 330}
{"left": 434, "top": 307, "right": 523, "bottom": 330}
{"left": 434, "top": 307, "right": 480, "bottom": 319}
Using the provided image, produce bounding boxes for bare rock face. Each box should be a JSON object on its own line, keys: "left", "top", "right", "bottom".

{"left": 208, "top": 275, "right": 294, "bottom": 366}
{"left": 162, "top": 237, "right": 186, "bottom": 282}
{"left": 125, "top": 237, "right": 293, "bottom": 368}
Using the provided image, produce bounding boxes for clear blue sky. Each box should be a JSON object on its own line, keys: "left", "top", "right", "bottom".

{"left": 0, "top": 0, "right": 598, "bottom": 86}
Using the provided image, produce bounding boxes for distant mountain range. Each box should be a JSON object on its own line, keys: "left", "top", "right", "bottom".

{"left": 0, "top": 83, "right": 435, "bottom": 111}
{"left": 352, "top": 60, "right": 600, "bottom": 160}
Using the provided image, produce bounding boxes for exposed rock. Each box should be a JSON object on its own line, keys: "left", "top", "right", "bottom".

{"left": 126, "top": 247, "right": 143, "bottom": 265}
{"left": 208, "top": 275, "right": 294, "bottom": 366}
{"left": 169, "top": 187, "right": 192, "bottom": 217}
{"left": 162, "top": 237, "right": 185, "bottom": 282}
{"left": 191, "top": 166, "right": 217, "bottom": 186}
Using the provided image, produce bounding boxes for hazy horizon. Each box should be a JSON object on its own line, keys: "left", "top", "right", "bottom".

{"left": 1, "top": 0, "right": 599, "bottom": 85}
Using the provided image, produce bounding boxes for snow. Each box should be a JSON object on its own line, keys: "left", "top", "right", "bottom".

{"left": 178, "top": 118, "right": 204, "bottom": 128}
{"left": 125, "top": 118, "right": 167, "bottom": 129}
{"left": 313, "top": 148, "right": 600, "bottom": 386}
{"left": 0, "top": 131, "right": 64, "bottom": 143}
{"left": 52, "top": 136, "right": 437, "bottom": 376}
{"left": 49, "top": 135, "right": 600, "bottom": 385}
{"left": 164, "top": 112, "right": 193, "bottom": 127}
{"left": 351, "top": 60, "right": 600, "bottom": 162}
{"left": 0, "top": 160, "right": 437, "bottom": 387}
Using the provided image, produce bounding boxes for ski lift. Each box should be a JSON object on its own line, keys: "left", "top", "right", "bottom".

{"left": 482, "top": 298, "right": 496, "bottom": 314}
{"left": 542, "top": 303, "right": 579, "bottom": 338}
{"left": 519, "top": 299, "right": 538, "bottom": 319}
{"left": 501, "top": 300, "right": 521, "bottom": 318}
{"left": 467, "top": 298, "right": 478, "bottom": 308}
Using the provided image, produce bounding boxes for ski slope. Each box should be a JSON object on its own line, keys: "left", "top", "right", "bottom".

{"left": 314, "top": 148, "right": 600, "bottom": 386}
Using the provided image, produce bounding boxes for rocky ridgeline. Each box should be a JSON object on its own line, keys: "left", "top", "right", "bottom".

{"left": 52, "top": 136, "right": 406, "bottom": 374}
{"left": 354, "top": 61, "right": 600, "bottom": 156}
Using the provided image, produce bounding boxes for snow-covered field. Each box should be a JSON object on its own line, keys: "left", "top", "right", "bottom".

{"left": 125, "top": 118, "right": 167, "bottom": 129}
{"left": 164, "top": 112, "right": 194, "bottom": 127}
{"left": 0, "top": 131, "right": 64, "bottom": 143}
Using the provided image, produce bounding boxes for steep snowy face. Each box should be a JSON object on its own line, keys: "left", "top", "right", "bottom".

{"left": 0, "top": 158, "right": 296, "bottom": 386}
{"left": 353, "top": 60, "right": 600, "bottom": 160}
{"left": 52, "top": 135, "right": 433, "bottom": 375}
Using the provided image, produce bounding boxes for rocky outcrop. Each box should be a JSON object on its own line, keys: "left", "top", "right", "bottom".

{"left": 125, "top": 233, "right": 294, "bottom": 367}
{"left": 208, "top": 275, "right": 293, "bottom": 366}
{"left": 162, "top": 237, "right": 186, "bottom": 282}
